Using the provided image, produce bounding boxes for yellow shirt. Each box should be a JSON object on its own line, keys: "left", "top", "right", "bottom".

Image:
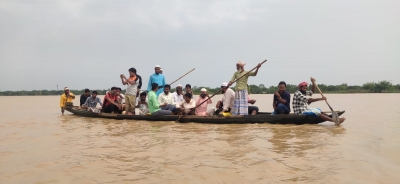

{"left": 230, "top": 70, "right": 255, "bottom": 91}
{"left": 60, "top": 93, "right": 75, "bottom": 107}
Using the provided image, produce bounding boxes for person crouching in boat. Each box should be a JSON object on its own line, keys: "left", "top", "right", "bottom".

{"left": 158, "top": 84, "right": 176, "bottom": 112}
{"left": 102, "top": 87, "right": 122, "bottom": 114}
{"left": 227, "top": 60, "right": 261, "bottom": 115}
{"left": 292, "top": 78, "right": 345, "bottom": 124}
{"left": 135, "top": 91, "right": 149, "bottom": 115}
{"left": 207, "top": 82, "right": 235, "bottom": 116}
{"left": 60, "top": 87, "right": 75, "bottom": 115}
{"left": 148, "top": 83, "right": 173, "bottom": 116}
{"left": 195, "top": 88, "right": 212, "bottom": 116}
{"left": 272, "top": 81, "right": 291, "bottom": 115}
{"left": 175, "top": 93, "right": 196, "bottom": 115}
{"left": 82, "top": 91, "right": 103, "bottom": 113}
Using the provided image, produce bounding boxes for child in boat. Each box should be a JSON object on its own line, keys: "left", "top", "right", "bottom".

{"left": 135, "top": 92, "right": 149, "bottom": 115}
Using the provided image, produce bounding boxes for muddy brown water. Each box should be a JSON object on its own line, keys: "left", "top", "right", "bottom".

{"left": 0, "top": 94, "right": 399, "bottom": 183}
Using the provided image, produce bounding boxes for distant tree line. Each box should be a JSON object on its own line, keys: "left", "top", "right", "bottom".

{"left": 0, "top": 80, "right": 399, "bottom": 96}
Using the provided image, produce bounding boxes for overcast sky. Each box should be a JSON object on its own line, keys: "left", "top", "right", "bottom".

{"left": 0, "top": 0, "right": 399, "bottom": 91}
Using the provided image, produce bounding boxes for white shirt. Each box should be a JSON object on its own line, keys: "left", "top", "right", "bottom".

{"left": 126, "top": 81, "right": 138, "bottom": 96}
{"left": 221, "top": 88, "right": 235, "bottom": 111}
{"left": 119, "top": 94, "right": 125, "bottom": 104}
{"left": 158, "top": 92, "right": 175, "bottom": 105}
{"left": 172, "top": 92, "right": 184, "bottom": 104}
{"left": 176, "top": 99, "right": 196, "bottom": 113}
{"left": 135, "top": 96, "right": 148, "bottom": 106}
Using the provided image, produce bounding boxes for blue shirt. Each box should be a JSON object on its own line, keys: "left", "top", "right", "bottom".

{"left": 147, "top": 73, "right": 166, "bottom": 96}
{"left": 273, "top": 91, "right": 291, "bottom": 112}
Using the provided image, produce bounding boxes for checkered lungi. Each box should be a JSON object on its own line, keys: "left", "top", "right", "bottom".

{"left": 232, "top": 90, "right": 248, "bottom": 115}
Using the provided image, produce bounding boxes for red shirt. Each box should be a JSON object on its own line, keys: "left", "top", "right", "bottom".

{"left": 104, "top": 93, "right": 118, "bottom": 106}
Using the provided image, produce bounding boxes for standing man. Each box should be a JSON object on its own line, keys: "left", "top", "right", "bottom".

{"left": 227, "top": 61, "right": 261, "bottom": 115}
{"left": 292, "top": 78, "right": 346, "bottom": 124}
{"left": 80, "top": 88, "right": 90, "bottom": 106}
{"left": 60, "top": 87, "right": 75, "bottom": 115}
{"left": 148, "top": 83, "right": 173, "bottom": 116}
{"left": 120, "top": 67, "right": 138, "bottom": 115}
{"left": 147, "top": 65, "right": 166, "bottom": 96}
{"left": 272, "top": 81, "right": 291, "bottom": 114}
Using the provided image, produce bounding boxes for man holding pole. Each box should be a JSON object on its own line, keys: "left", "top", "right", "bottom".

{"left": 227, "top": 61, "right": 261, "bottom": 115}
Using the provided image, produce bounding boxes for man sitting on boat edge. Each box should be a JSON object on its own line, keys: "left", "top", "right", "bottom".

{"left": 60, "top": 87, "right": 75, "bottom": 115}
{"left": 292, "top": 78, "right": 345, "bottom": 124}
{"left": 272, "top": 81, "right": 291, "bottom": 115}
{"left": 82, "top": 91, "right": 103, "bottom": 113}
{"left": 158, "top": 84, "right": 176, "bottom": 112}
{"left": 148, "top": 83, "right": 173, "bottom": 116}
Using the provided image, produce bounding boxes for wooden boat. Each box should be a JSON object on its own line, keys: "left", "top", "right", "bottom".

{"left": 65, "top": 106, "right": 345, "bottom": 125}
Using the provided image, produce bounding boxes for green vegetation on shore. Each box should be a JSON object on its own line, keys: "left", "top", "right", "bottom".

{"left": 0, "top": 80, "right": 398, "bottom": 96}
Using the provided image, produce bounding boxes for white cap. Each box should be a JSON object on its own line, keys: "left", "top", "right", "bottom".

{"left": 64, "top": 87, "right": 69, "bottom": 90}
{"left": 155, "top": 65, "right": 161, "bottom": 68}
{"left": 221, "top": 82, "right": 228, "bottom": 87}
{"left": 160, "top": 68, "right": 163, "bottom": 71}
{"left": 177, "top": 84, "right": 182, "bottom": 87}
{"left": 237, "top": 60, "right": 245, "bottom": 66}
{"left": 200, "top": 88, "right": 207, "bottom": 92}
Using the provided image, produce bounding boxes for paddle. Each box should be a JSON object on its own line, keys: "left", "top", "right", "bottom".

{"left": 311, "top": 78, "right": 340, "bottom": 125}
{"left": 176, "top": 60, "right": 267, "bottom": 122}
{"left": 169, "top": 68, "right": 195, "bottom": 86}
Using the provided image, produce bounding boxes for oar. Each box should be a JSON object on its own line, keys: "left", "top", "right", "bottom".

{"left": 311, "top": 78, "right": 340, "bottom": 125}
{"left": 169, "top": 68, "right": 195, "bottom": 86}
{"left": 176, "top": 60, "right": 267, "bottom": 122}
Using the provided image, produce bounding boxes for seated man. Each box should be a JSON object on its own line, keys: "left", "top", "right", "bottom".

{"left": 172, "top": 84, "right": 184, "bottom": 104}
{"left": 102, "top": 87, "right": 122, "bottom": 114}
{"left": 176, "top": 93, "right": 196, "bottom": 115}
{"left": 248, "top": 98, "right": 259, "bottom": 115}
{"left": 148, "top": 83, "right": 172, "bottom": 116}
{"left": 80, "top": 88, "right": 90, "bottom": 106}
{"left": 293, "top": 78, "right": 345, "bottom": 124}
{"left": 135, "top": 92, "right": 149, "bottom": 115}
{"left": 116, "top": 87, "right": 125, "bottom": 113}
{"left": 272, "top": 81, "right": 291, "bottom": 114}
{"left": 195, "top": 88, "right": 212, "bottom": 116}
{"left": 184, "top": 84, "right": 194, "bottom": 99}
{"left": 158, "top": 84, "right": 176, "bottom": 111}
{"left": 207, "top": 82, "right": 235, "bottom": 116}
{"left": 82, "top": 91, "right": 103, "bottom": 112}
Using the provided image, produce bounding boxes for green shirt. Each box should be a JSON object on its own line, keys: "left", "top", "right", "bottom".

{"left": 148, "top": 91, "right": 161, "bottom": 114}
{"left": 230, "top": 70, "right": 255, "bottom": 91}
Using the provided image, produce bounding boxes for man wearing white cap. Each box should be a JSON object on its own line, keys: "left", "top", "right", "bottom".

{"left": 195, "top": 88, "right": 212, "bottom": 116}
{"left": 159, "top": 68, "right": 163, "bottom": 74}
{"left": 227, "top": 61, "right": 261, "bottom": 115}
{"left": 60, "top": 87, "right": 75, "bottom": 115}
{"left": 172, "top": 84, "right": 184, "bottom": 104}
{"left": 208, "top": 82, "right": 235, "bottom": 115}
{"left": 147, "top": 65, "right": 166, "bottom": 97}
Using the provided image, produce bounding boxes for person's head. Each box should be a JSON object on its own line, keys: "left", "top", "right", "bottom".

{"left": 92, "top": 91, "right": 98, "bottom": 98}
{"left": 155, "top": 65, "right": 161, "bottom": 74}
{"left": 164, "top": 84, "right": 171, "bottom": 94}
{"left": 151, "top": 83, "right": 159, "bottom": 91}
{"left": 298, "top": 82, "right": 308, "bottom": 94}
{"left": 116, "top": 87, "right": 122, "bottom": 95}
{"left": 185, "top": 84, "right": 192, "bottom": 92}
{"left": 220, "top": 82, "right": 228, "bottom": 93}
{"left": 110, "top": 87, "right": 117, "bottom": 94}
{"left": 128, "top": 67, "right": 137, "bottom": 77}
{"left": 236, "top": 60, "right": 245, "bottom": 72}
{"left": 64, "top": 87, "right": 70, "bottom": 94}
{"left": 140, "top": 91, "right": 147, "bottom": 101}
{"left": 84, "top": 88, "right": 90, "bottom": 95}
{"left": 200, "top": 88, "right": 207, "bottom": 98}
{"left": 184, "top": 93, "right": 192, "bottom": 102}
{"left": 278, "top": 81, "right": 286, "bottom": 93}
{"left": 176, "top": 84, "right": 183, "bottom": 94}
{"left": 159, "top": 68, "right": 163, "bottom": 74}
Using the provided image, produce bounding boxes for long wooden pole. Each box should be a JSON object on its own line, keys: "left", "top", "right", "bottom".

{"left": 176, "top": 60, "right": 267, "bottom": 122}
{"left": 169, "top": 68, "right": 195, "bottom": 86}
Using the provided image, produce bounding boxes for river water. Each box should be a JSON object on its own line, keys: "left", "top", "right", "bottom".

{"left": 0, "top": 94, "right": 399, "bottom": 183}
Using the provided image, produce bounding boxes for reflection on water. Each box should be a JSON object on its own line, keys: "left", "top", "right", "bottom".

{"left": 0, "top": 94, "right": 400, "bottom": 183}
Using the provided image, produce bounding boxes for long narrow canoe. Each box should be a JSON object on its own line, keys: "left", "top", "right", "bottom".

{"left": 65, "top": 106, "right": 345, "bottom": 125}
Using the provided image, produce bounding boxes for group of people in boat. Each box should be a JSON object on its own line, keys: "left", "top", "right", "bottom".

{"left": 60, "top": 61, "right": 345, "bottom": 124}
